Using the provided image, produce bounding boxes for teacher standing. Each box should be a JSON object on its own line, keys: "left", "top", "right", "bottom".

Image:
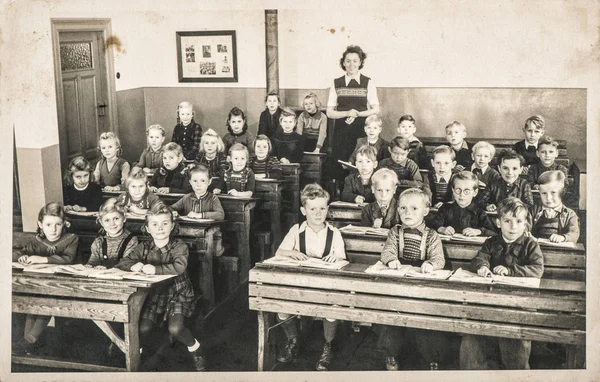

{"left": 326, "top": 45, "right": 380, "bottom": 196}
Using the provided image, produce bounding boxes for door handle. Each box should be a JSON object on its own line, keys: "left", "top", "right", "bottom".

{"left": 97, "top": 102, "right": 107, "bottom": 116}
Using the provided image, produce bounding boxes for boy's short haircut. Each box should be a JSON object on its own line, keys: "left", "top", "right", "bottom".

{"left": 371, "top": 168, "right": 399, "bottom": 187}
{"left": 229, "top": 142, "right": 249, "bottom": 158}
{"left": 200, "top": 128, "right": 226, "bottom": 153}
{"left": 146, "top": 200, "right": 174, "bottom": 222}
{"left": 496, "top": 197, "right": 530, "bottom": 228}
{"left": 432, "top": 145, "right": 456, "bottom": 160}
{"left": 398, "top": 114, "right": 416, "bottom": 125}
{"left": 389, "top": 136, "right": 411, "bottom": 151}
{"left": 265, "top": 91, "right": 281, "bottom": 104}
{"left": 98, "top": 197, "right": 126, "bottom": 220}
{"left": 253, "top": 134, "right": 273, "bottom": 153}
{"left": 163, "top": 142, "right": 184, "bottom": 157}
{"left": 365, "top": 114, "right": 382, "bottom": 127}
{"left": 399, "top": 187, "right": 431, "bottom": 208}
{"left": 524, "top": 115, "right": 545, "bottom": 131}
{"left": 146, "top": 124, "right": 165, "bottom": 136}
{"left": 303, "top": 92, "right": 322, "bottom": 109}
{"left": 537, "top": 170, "right": 566, "bottom": 190}
{"left": 497, "top": 149, "right": 524, "bottom": 167}
{"left": 125, "top": 166, "right": 148, "bottom": 188}
{"left": 537, "top": 135, "right": 559, "bottom": 149}
{"left": 453, "top": 170, "right": 479, "bottom": 189}
{"left": 64, "top": 155, "right": 93, "bottom": 186}
{"left": 445, "top": 121, "right": 466, "bottom": 133}
{"left": 355, "top": 144, "right": 378, "bottom": 162}
{"left": 300, "top": 183, "right": 330, "bottom": 206}
{"left": 279, "top": 107, "right": 297, "bottom": 122}
{"left": 188, "top": 163, "right": 210, "bottom": 178}
{"left": 472, "top": 141, "right": 496, "bottom": 157}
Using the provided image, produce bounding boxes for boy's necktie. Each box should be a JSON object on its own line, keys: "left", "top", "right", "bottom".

{"left": 380, "top": 204, "right": 388, "bottom": 216}
{"left": 472, "top": 168, "right": 482, "bottom": 175}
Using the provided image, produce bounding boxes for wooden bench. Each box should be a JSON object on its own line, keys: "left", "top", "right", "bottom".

{"left": 340, "top": 230, "right": 586, "bottom": 281}
{"left": 249, "top": 262, "right": 585, "bottom": 371}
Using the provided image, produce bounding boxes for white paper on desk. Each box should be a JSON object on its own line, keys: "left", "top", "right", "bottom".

{"left": 449, "top": 268, "right": 494, "bottom": 284}
{"left": 365, "top": 228, "right": 390, "bottom": 237}
{"left": 65, "top": 210, "right": 98, "bottom": 217}
{"left": 12, "top": 262, "right": 25, "bottom": 270}
{"left": 22, "top": 264, "right": 60, "bottom": 274}
{"left": 439, "top": 234, "right": 488, "bottom": 244}
{"left": 299, "top": 258, "right": 349, "bottom": 270}
{"left": 365, "top": 261, "right": 412, "bottom": 277}
{"left": 121, "top": 273, "right": 176, "bottom": 282}
{"left": 262, "top": 256, "right": 303, "bottom": 266}
{"left": 449, "top": 268, "right": 540, "bottom": 288}
{"left": 56, "top": 264, "right": 92, "bottom": 276}
{"left": 536, "top": 238, "right": 576, "bottom": 248}
{"left": 329, "top": 201, "right": 363, "bottom": 208}
{"left": 339, "top": 224, "right": 370, "bottom": 235}
{"left": 405, "top": 267, "right": 453, "bottom": 280}
{"left": 262, "top": 256, "right": 349, "bottom": 270}
{"left": 177, "top": 216, "right": 215, "bottom": 223}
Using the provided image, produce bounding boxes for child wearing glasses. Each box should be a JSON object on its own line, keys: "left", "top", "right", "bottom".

{"left": 429, "top": 171, "right": 496, "bottom": 236}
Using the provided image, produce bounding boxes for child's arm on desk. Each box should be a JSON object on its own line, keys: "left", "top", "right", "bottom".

{"left": 276, "top": 225, "right": 309, "bottom": 260}
{"left": 380, "top": 226, "right": 400, "bottom": 267}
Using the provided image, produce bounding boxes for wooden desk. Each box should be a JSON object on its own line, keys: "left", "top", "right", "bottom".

{"left": 326, "top": 201, "right": 363, "bottom": 227}
{"left": 102, "top": 191, "right": 259, "bottom": 285}
{"left": 217, "top": 195, "right": 258, "bottom": 282}
{"left": 66, "top": 212, "right": 223, "bottom": 310}
{"left": 12, "top": 270, "right": 172, "bottom": 371}
{"left": 249, "top": 262, "right": 585, "bottom": 371}
{"left": 299, "top": 152, "right": 326, "bottom": 187}
{"left": 341, "top": 230, "right": 586, "bottom": 281}
{"left": 280, "top": 163, "right": 302, "bottom": 230}
{"left": 254, "top": 179, "right": 283, "bottom": 254}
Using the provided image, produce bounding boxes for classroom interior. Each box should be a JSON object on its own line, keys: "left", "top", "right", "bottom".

{"left": 2, "top": 0, "right": 599, "bottom": 379}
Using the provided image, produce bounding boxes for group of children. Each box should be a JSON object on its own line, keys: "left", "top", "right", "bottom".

{"left": 14, "top": 90, "right": 581, "bottom": 373}
{"left": 269, "top": 114, "right": 580, "bottom": 371}
{"left": 14, "top": 165, "right": 228, "bottom": 371}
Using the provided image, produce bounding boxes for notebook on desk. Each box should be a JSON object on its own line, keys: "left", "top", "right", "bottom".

{"left": 439, "top": 233, "right": 488, "bottom": 244}
{"left": 536, "top": 238, "right": 576, "bottom": 248}
{"left": 65, "top": 210, "right": 98, "bottom": 217}
{"left": 365, "top": 261, "right": 452, "bottom": 280}
{"left": 263, "top": 256, "right": 349, "bottom": 270}
{"left": 449, "top": 268, "right": 540, "bottom": 288}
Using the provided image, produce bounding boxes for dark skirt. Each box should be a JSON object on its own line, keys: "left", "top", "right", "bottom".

{"left": 141, "top": 272, "right": 195, "bottom": 324}
{"left": 329, "top": 117, "right": 366, "bottom": 192}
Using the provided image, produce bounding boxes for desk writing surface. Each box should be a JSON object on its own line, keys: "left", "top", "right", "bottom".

{"left": 254, "top": 262, "right": 584, "bottom": 293}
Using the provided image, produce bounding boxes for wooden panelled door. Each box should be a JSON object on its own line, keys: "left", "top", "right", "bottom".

{"left": 56, "top": 31, "right": 110, "bottom": 165}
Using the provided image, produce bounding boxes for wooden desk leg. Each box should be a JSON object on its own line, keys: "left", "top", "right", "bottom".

{"left": 202, "top": 228, "right": 216, "bottom": 311}
{"left": 270, "top": 210, "right": 282, "bottom": 257}
{"left": 257, "top": 311, "right": 275, "bottom": 371}
{"left": 238, "top": 210, "right": 252, "bottom": 283}
{"left": 565, "top": 344, "right": 585, "bottom": 369}
{"left": 124, "top": 290, "right": 149, "bottom": 372}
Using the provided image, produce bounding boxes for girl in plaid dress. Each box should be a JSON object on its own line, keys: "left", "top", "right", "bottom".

{"left": 116, "top": 202, "right": 205, "bottom": 371}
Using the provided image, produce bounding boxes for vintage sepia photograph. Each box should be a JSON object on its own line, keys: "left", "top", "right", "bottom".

{"left": 0, "top": 0, "right": 598, "bottom": 381}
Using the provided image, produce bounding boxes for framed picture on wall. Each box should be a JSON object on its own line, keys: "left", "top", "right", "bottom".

{"left": 176, "top": 30, "right": 238, "bottom": 82}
